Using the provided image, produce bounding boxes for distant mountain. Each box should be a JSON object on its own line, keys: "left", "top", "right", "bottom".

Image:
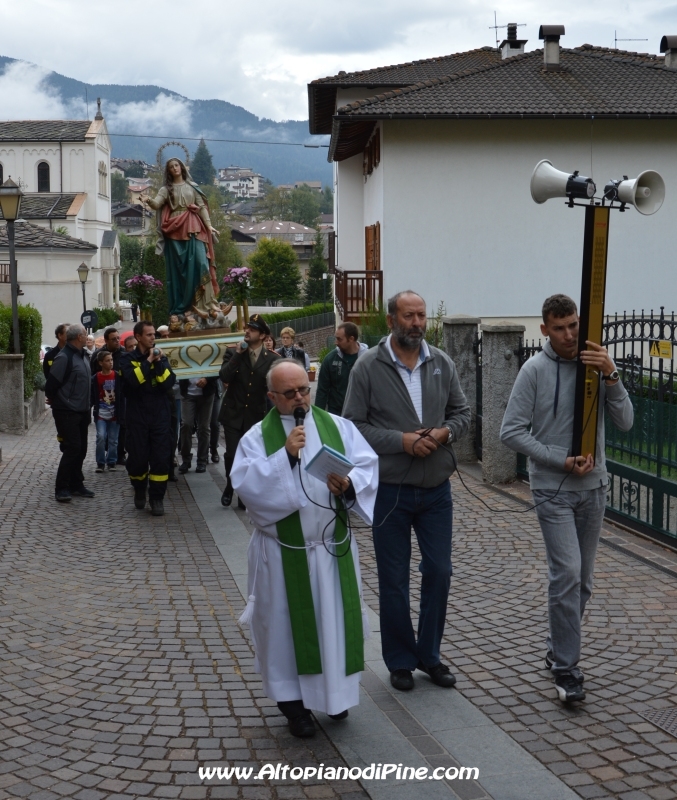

{"left": 0, "top": 56, "right": 332, "bottom": 186}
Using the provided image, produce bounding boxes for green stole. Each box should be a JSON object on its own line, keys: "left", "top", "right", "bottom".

{"left": 260, "top": 406, "right": 364, "bottom": 676}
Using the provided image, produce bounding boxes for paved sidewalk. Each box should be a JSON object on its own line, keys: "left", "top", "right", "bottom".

{"left": 2, "top": 415, "right": 677, "bottom": 800}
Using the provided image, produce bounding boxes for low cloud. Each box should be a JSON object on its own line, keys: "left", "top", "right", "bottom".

{"left": 104, "top": 93, "right": 192, "bottom": 136}
{"left": 0, "top": 61, "right": 84, "bottom": 119}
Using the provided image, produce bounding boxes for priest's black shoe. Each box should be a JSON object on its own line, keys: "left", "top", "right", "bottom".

{"left": 134, "top": 489, "right": 147, "bottom": 510}
{"left": 149, "top": 498, "right": 164, "bottom": 516}
{"left": 288, "top": 713, "right": 315, "bottom": 738}
{"left": 328, "top": 710, "right": 348, "bottom": 720}
{"left": 237, "top": 497, "right": 246, "bottom": 510}
{"left": 417, "top": 661, "right": 456, "bottom": 688}
{"left": 221, "top": 485, "right": 233, "bottom": 507}
{"left": 390, "top": 669, "right": 414, "bottom": 691}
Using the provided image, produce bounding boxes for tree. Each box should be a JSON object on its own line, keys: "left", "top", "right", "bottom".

{"left": 256, "top": 184, "right": 320, "bottom": 227}
{"left": 111, "top": 172, "right": 128, "bottom": 203}
{"left": 319, "top": 186, "right": 333, "bottom": 214}
{"left": 289, "top": 185, "right": 320, "bottom": 227}
{"left": 142, "top": 244, "right": 170, "bottom": 325}
{"left": 191, "top": 138, "right": 216, "bottom": 186}
{"left": 124, "top": 163, "right": 145, "bottom": 178}
{"left": 249, "top": 238, "right": 301, "bottom": 306}
{"left": 303, "top": 230, "right": 330, "bottom": 306}
{"left": 118, "top": 232, "right": 144, "bottom": 287}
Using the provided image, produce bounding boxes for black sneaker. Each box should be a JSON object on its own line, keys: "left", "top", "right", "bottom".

{"left": 95, "top": 464, "right": 105, "bottom": 473}
{"left": 555, "top": 673, "right": 586, "bottom": 704}
{"left": 134, "top": 488, "right": 146, "bottom": 510}
{"left": 178, "top": 460, "right": 191, "bottom": 474}
{"left": 107, "top": 464, "right": 116, "bottom": 472}
{"left": 390, "top": 669, "right": 414, "bottom": 691}
{"left": 149, "top": 497, "right": 164, "bottom": 516}
{"left": 71, "top": 486, "right": 95, "bottom": 498}
{"left": 211, "top": 451, "right": 220, "bottom": 463}
{"left": 417, "top": 661, "right": 457, "bottom": 688}
{"left": 55, "top": 489, "right": 72, "bottom": 503}
{"left": 288, "top": 713, "right": 315, "bottom": 738}
{"left": 195, "top": 464, "right": 207, "bottom": 473}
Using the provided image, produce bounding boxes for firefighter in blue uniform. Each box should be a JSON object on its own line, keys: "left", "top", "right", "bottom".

{"left": 120, "top": 320, "right": 176, "bottom": 516}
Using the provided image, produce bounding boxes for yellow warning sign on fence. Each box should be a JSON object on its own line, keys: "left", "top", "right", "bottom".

{"left": 649, "top": 340, "right": 673, "bottom": 359}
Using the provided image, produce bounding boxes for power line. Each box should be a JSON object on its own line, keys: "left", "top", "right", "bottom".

{"left": 108, "top": 131, "right": 328, "bottom": 148}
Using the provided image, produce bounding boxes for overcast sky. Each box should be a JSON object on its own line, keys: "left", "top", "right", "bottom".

{"left": 2, "top": 1, "right": 677, "bottom": 122}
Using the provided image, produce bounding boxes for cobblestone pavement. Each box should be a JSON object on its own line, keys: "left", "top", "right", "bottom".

{"left": 0, "top": 414, "right": 367, "bottom": 800}
{"left": 354, "top": 467, "right": 677, "bottom": 800}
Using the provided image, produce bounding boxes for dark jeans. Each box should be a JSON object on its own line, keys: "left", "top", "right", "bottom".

{"left": 210, "top": 389, "right": 222, "bottom": 454}
{"left": 52, "top": 409, "right": 91, "bottom": 492}
{"left": 372, "top": 481, "right": 453, "bottom": 672}
{"left": 180, "top": 395, "right": 214, "bottom": 467}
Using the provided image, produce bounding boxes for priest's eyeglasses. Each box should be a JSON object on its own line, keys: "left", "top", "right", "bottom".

{"left": 270, "top": 386, "right": 311, "bottom": 400}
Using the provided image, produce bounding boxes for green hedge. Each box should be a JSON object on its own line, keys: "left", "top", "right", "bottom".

{"left": 259, "top": 303, "right": 332, "bottom": 325}
{"left": 0, "top": 303, "right": 43, "bottom": 399}
{"left": 93, "top": 307, "right": 120, "bottom": 329}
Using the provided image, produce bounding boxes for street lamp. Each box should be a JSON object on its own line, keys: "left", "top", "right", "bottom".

{"left": 0, "top": 178, "right": 23, "bottom": 355}
{"left": 322, "top": 272, "right": 328, "bottom": 307}
{"left": 77, "top": 262, "right": 89, "bottom": 315}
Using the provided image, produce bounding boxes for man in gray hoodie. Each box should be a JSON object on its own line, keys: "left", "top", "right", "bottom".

{"left": 500, "top": 294, "right": 633, "bottom": 704}
{"left": 344, "top": 291, "right": 470, "bottom": 692}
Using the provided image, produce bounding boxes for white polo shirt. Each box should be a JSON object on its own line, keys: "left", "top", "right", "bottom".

{"left": 385, "top": 334, "right": 429, "bottom": 423}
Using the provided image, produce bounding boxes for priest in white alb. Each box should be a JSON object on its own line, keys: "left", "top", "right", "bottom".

{"left": 231, "top": 359, "right": 378, "bottom": 738}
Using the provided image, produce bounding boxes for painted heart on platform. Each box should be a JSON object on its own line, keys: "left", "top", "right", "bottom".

{"left": 186, "top": 344, "right": 214, "bottom": 366}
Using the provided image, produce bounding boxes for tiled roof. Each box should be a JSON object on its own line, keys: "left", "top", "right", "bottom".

{"left": 308, "top": 47, "right": 501, "bottom": 134}
{"left": 329, "top": 45, "right": 677, "bottom": 160}
{"left": 0, "top": 220, "right": 97, "bottom": 250}
{"left": 0, "top": 194, "right": 79, "bottom": 221}
{"left": 100, "top": 231, "right": 118, "bottom": 248}
{"left": 0, "top": 120, "right": 92, "bottom": 141}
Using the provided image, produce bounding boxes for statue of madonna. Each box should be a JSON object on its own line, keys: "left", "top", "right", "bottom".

{"left": 140, "top": 158, "right": 220, "bottom": 319}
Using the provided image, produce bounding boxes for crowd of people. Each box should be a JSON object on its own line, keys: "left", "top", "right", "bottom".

{"left": 42, "top": 289, "right": 632, "bottom": 736}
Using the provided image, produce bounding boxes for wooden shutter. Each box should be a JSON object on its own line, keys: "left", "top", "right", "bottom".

{"left": 374, "top": 221, "right": 380, "bottom": 270}
{"left": 328, "top": 231, "right": 336, "bottom": 273}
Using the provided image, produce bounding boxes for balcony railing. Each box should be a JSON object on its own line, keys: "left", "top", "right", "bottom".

{"left": 334, "top": 269, "right": 383, "bottom": 323}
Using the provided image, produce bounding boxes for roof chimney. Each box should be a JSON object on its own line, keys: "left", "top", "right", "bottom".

{"left": 499, "top": 23, "right": 528, "bottom": 59}
{"left": 660, "top": 35, "right": 677, "bottom": 68}
{"left": 539, "top": 25, "right": 565, "bottom": 71}
{"left": 95, "top": 98, "right": 103, "bottom": 120}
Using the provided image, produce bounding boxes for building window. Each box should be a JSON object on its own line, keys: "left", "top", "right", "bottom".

{"left": 363, "top": 128, "right": 381, "bottom": 177}
{"left": 365, "top": 222, "right": 381, "bottom": 270}
{"left": 37, "top": 161, "right": 50, "bottom": 192}
{"left": 98, "top": 161, "right": 108, "bottom": 196}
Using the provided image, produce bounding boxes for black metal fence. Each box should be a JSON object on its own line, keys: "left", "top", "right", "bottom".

{"left": 268, "top": 310, "right": 336, "bottom": 340}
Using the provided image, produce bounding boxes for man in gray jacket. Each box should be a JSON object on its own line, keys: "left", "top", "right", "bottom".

{"left": 45, "top": 324, "right": 95, "bottom": 503}
{"left": 500, "top": 294, "right": 633, "bottom": 704}
{"left": 343, "top": 291, "right": 470, "bottom": 692}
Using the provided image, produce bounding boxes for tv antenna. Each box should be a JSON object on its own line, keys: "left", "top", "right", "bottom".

{"left": 614, "top": 30, "right": 648, "bottom": 50}
{"left": 489, "top": 12, "right": 526, "bottom": 49}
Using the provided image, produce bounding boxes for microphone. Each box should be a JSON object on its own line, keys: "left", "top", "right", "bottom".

{"left": 293, "top": 407, "right": 306, "bottom": 427}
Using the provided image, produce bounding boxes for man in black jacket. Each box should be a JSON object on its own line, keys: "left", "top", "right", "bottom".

{"left": 219, "top": 314, "right": 279, "bottom": 507}
{"left": 178, "top": 375, "right": 219, "bottom": 473}
{"left": 120, "top": 320, "right": 176, "bottom": 516}
{"left": 45, "top": 324, "right": 94, "bottom": 503}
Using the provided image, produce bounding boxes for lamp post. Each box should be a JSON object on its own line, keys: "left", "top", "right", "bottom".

{"left": 0, "top": 178, "right": 23, "bottom": 355}
{"left": 322, "top": 272, "right": 328, "bottom": 307}
{"left": 77, "top": 262, "right": 89, "bottom": 315}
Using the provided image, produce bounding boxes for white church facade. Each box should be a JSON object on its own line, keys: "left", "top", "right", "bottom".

{"left": 0, "top": 103, "right": 120, "bottom": 340}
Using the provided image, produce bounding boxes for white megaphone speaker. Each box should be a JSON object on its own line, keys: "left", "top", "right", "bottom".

{"left": 530, "top": 160, "right": 596, "bottom": 204}
{"left": 604, "top": 171, "right": 665, "bottom": 215}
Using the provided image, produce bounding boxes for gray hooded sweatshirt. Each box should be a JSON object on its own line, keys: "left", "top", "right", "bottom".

{"left": 500, "top": 339, "right": 634, "bottom": 491}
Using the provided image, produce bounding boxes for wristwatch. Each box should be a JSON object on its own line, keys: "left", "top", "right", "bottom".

{"left": 602, "top": 370, "right": 620, "bottom": 382}
{"left": 444, "top": 424, "right": 455, "bottom": 443}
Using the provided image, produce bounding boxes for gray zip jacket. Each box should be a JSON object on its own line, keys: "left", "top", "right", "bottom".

{"left": 343, "top": 338, "right": 470, "bottom": 487}
{"left": 500, "top": 339, "right": 634, "bottom": 491}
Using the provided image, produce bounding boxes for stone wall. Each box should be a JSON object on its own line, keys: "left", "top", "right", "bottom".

{"left": 287, "top": 326, "right": 335, "bottom": 360}
{"left": 24, "top": 390, "right": 47, "bottom": 430}
{"left": 0, "top": 355, "right": 25, "bottom": 435}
